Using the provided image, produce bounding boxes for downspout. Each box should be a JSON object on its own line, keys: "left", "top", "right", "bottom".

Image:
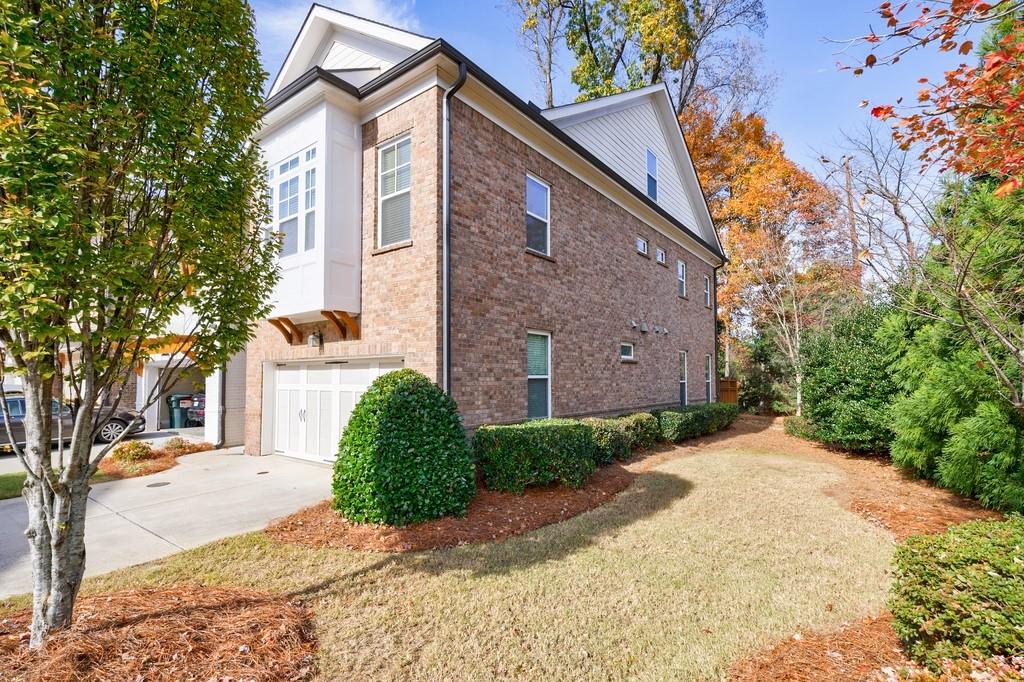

{"left": 442, "top": 61, "right": 468, "bottom": 395}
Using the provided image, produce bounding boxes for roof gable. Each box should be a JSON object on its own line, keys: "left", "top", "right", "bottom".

{"left": 543, "top": 85, "right": 722, "bottom": 253}
{"left": 267, "top": 3, "right": 434, "bottom": 97}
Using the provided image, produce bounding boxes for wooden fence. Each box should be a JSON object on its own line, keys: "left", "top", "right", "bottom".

{"left": 719, "top": 378, "right": 739, "bottom": 404}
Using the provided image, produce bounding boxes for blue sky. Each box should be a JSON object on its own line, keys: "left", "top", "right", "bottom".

{"left": 251, "top": 0, "right": 971, "bottom": 170}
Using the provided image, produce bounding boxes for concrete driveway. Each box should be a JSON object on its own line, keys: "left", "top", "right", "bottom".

{"left": 0, "top": 449, "right": 331, "bottom": 598}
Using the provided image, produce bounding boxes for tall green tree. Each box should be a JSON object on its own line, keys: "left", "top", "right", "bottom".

{"left": 0, "top": 0, "right": 276, "bottom": 647}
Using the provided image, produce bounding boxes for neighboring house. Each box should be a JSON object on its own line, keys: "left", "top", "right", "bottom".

{"left": 239, "top": 4, "right": 726, "bottom": 462}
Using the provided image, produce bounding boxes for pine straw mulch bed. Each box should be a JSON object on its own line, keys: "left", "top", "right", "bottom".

{"left": 0, "top": 585, "right": 316, "bottom": 682}
{"left": 264, "top": 443, "right": 689, "bottom": 552}
{"left": 96, "top": 439, "right": 214, "bottom": 480}
{"left": 716, "top": 415, "right": 1005, "bottom": 682}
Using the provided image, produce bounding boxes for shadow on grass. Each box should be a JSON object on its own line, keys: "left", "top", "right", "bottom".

{"left": 292, "top": 470, "right": 693, "bottom": 601}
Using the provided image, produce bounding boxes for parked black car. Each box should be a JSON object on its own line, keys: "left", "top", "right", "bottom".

{"left": 0, "top": 395, "right": 145, "bottom": 450}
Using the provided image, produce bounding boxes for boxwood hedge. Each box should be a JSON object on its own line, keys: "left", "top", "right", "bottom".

{"left": 332, "top": 369, "right": 475, "bottom": 526}
{"left": 889, "top": 518, "right": 1024, "bottom": 668}
{"left": 616, "top": 412, "right": 661, "bottom": 450}
{"left": 581, "top": 418, "right": 632, "bottom": 464}
{"left": 658, "top": 403, "right": 739, "bottom": 443}
{"left": 473, "top": 419, "right": 597, "bottom": 493}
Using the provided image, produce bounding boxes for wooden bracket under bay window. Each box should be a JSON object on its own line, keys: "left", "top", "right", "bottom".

{"left": 320, "top": 310, "right": 360, "bottom": 340}
{"left": 268, "top": 317, "right": 303, "bottom": 345}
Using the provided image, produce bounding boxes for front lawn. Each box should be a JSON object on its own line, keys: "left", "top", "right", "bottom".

{"left": 5, "top": 446, "right": 894, "bottom": 680}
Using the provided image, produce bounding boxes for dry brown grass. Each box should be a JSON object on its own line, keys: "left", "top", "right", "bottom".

{"left": 23, "top": 444, "right": 893, "bottom": 680}
{"left": 0, "top": 416, "right": 991, "bottom": 681}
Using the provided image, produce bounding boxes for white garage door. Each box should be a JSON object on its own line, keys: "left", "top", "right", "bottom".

{"left": 272, "top": 358, "right": 403, "bottom": 463}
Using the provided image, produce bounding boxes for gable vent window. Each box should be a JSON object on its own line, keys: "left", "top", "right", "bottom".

{"left": 677, "top": 260, "right": 687, "bottom": 297}
{"left": 379, "top": 136, "right": 412, "bottom": 248}
{"left": 646, "top": 149, "right": 658, "bottom": 202}
{"left": 526, "top": 174, "right": 550, "bottom": 255}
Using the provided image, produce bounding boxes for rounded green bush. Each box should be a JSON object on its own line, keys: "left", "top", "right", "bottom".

{"left": 889, "top": 518, "right": 1024, "bottom": 668}
{"left": 617, "top": 413, "right": 661, "bottom": 450}
{"left": 582, "top": 418, "right": 631, "bottom": 463}
{"left": 332, "top": 369, "right": 475, "bottom": 526}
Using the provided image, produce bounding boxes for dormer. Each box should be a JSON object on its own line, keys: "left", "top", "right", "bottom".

{"left": 267, "top": 4, "right": 434, "bottom": 96}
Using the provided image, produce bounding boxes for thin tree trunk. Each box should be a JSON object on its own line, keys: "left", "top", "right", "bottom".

{"left": 22, "top": 368, "right": 94, "bottom": 648}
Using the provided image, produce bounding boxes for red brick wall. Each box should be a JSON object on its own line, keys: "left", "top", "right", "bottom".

{"left": 448, "top": 100, "right": 718, "bottom": 428}
{"left": 242, "top": 88, "right": 444, "bottom": 454}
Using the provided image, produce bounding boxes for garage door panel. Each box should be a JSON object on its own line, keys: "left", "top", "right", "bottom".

{"left": 272, "top": 359, "right": 400, "bottom": 463}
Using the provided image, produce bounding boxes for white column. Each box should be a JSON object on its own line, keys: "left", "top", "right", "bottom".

{"left": 204, "top": 369, "right": 222, "bottom": 445}
{"left": 141, "top": 365, "right": 161, "bottom": 431}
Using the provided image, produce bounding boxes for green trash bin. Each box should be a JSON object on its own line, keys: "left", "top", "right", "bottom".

{"left": 167, "top": 394, "right": 191, "bottom": 429}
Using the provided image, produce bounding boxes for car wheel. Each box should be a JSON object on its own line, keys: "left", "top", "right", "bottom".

{"left": 97, "top": 420, "right": 127, "bottom": 444}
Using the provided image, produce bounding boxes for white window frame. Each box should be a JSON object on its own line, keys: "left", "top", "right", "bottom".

{"left": 655, "top": 247, "right": 666, "bottom": 265}
{"left": 527, "top": 330, "right": 552, "bottom": 420}
{"left": 378, "top": 135, "right": 412, "bottom": 249}
{"left": 268, "top": 146, "right": 316, "bottom": 259}
{"left": 636, "top": 236, "right": 648, "bottom": 255}
{"left": 646, "top": 148, "right": 658, "bottom": 201}
{"left": 704, "top": 274, "right": 712, "bottom": 308}
{"left": 680, "top": 350, "right": 688, "bottom": 406}
{"left": 705, "top": 354, "right": 713, "bottom": 403}
{"left": 620, "top": 342, "right": 635, "bottom": 361}
{"left": 525, "top": 174, "right": 551, "bottom": 256}
{"left": 677, "top": 260, "right": 687, "bottom": 297}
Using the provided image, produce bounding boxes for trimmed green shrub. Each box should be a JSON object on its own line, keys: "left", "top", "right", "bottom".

{"left": 112, "top": 440, "right": 154, "bottom": 463}
{"left": 889, "top": 518, "right": 1024, "bottom": 668}
{"left": 581, "top": 418, "right": 631, "bottom": 464}
{"left": 473, "top": 419, "right": 597, "bottom": 493}
{"left": 616, "top": 412, "right": 661, "bottom": 450}
{"left": 800, "top": 303, "right": 897, "bottom": 452}
{"left": 783, "top": 415, "right": 815, "bottom": 440}
{"left": 332, "top": 369, "right": 475, "bottom": 526}
{"left": 658, "top": 403, "right": 739, "bottom": 442}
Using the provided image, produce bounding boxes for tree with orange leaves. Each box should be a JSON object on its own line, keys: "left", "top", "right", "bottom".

{"left": 681, "top": 93, "right": 850, "bottom": 412}
{"left": 850, "top": 0, "right": 1024, "bottom": 196}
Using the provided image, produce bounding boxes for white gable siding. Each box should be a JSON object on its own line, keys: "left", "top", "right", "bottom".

{"left": 558, "top": 101, "right": 697, "bottom": 232}
{"left": 322, "top": 42, "right": 391, "bottom": 71}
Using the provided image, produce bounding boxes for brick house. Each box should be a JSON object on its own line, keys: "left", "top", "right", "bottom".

{"left": 228, "top": 5, "right": 726, "bottom": 461}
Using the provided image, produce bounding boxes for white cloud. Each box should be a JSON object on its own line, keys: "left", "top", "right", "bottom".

{"left": 254, "top": 0, "right": 423, "bottom": 83}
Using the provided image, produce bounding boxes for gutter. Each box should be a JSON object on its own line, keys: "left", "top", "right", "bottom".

{"left": 442, "top": 61, "right": 468, "bottom": 395}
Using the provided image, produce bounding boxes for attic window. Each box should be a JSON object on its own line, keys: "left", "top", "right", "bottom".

{"left": 646, "top": 149, "right": 658, "bottom": 202}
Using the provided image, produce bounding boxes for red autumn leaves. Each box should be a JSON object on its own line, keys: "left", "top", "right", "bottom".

{"left": 856, "top": 1, "right": 1023, "bottom": 196}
